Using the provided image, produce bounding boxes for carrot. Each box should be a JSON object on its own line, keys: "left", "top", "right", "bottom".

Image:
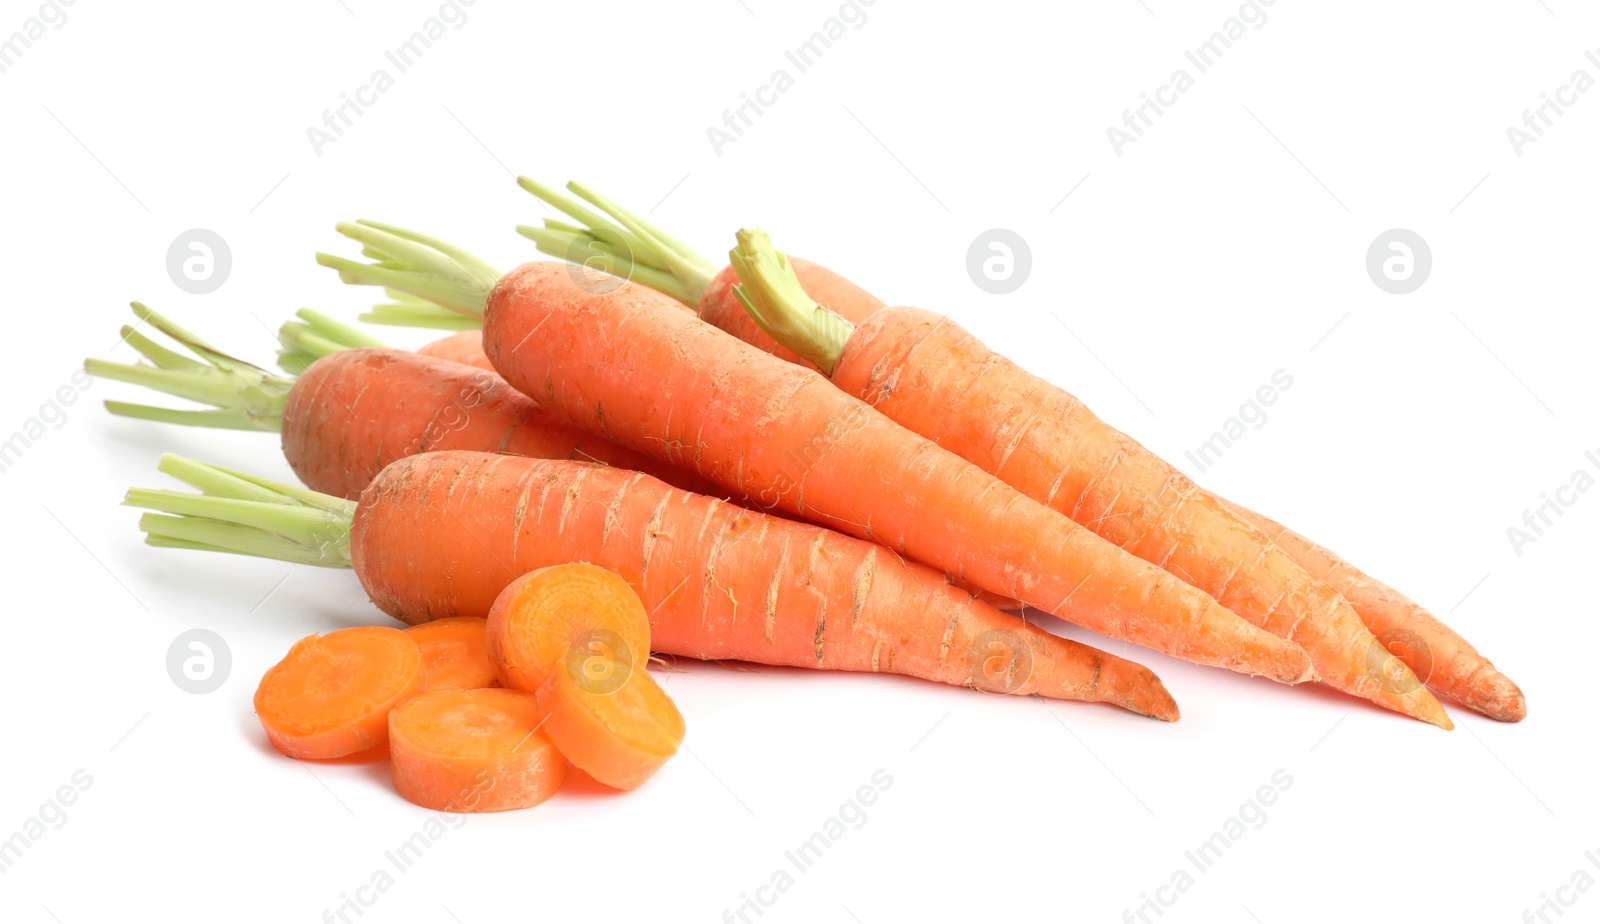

{"left": 319, "top": 224, "right": 1314, "bottom": 685}
{"left": 1221, "top": 504, "right": 1526, "bottom": 722}
{"left": 388, "top": 688, "right": 565, "bottom": 811}
{"left": 254, "top": 626, "right": 423, "bottom": 759}
{"left": 126, "top": 451, "right": 1180, "bottom": 720}
{"left": 537, "top": 660, "right": 684, "bottom": 791}
{"left": 85, "top": 304, "right": 713, "bottom": 500}
{"left": 406, "top": 616, "right": 498, "bottom": 692}
{"left": 486, "top": 564, "right": 652, "bottom": 695}
{"left": 719, "top": 229, "right": 1450, "bottom": 728}
{"left": 340, "top": 182, "right": 1511, "bottom": 722}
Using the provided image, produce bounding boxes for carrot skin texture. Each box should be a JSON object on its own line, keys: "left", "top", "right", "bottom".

{"left": 281, "top": 348, "right": 713, "bottom": 500}
{"left": 829, "top": 306, "right": 1449, "bottom": 728}
{"left": 388, "top": 688, "right": 565, "bottom": 812}
{"left": 481, "top": 264, "right": 1308, "bottom": 684}
{"left": 350, "top": 451, "right": 1179, "bottom": 719}
{"left": 1226, "top": 505, "right": 1525, "bottom": 722}
{"left": 699, "top": 258, "right": 883, "bottom": 370}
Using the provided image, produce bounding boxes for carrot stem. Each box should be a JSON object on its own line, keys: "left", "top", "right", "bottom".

{"left": 276, "top": 308, "right": 386, "bottom": 374}
{"left": 515, "top": 177, "right": 716, "bottom": 307}
{"left": 315, "top": 220, "right": 499, "bottom": 323}
{"left": 125, "top": 454, "right": 355, "bottom": 567}
{"left": 85, "top": 304, "right": 293, "bottom": 432}
{"left": 728, "top": 228, "right": 856, "bottom": 377}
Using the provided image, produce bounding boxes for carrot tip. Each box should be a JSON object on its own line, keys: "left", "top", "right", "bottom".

{"left": 1455, "top": 668, "right": 1527, "bottom": 723}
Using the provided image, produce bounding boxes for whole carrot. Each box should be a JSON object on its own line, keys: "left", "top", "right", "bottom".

{"left": 472, "top": 259, "right": 1315, "bottom": 683}
{"left": 317, "top": 230, "right": 1313, "bottom": 686}
{"left": 722, "top": 229, "right": 1449, "bottom": 729}
{"left": 125, "top": 452, "right": 1180, "bottom": 720}
{"left": 518, "top": 183, "right": 1513, "bottom": 726}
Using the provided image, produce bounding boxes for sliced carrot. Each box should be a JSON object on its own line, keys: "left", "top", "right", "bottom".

{"left": 536, "top": 664, "right": 684, "bottom": 791}
{"left": 254, "top": 626, "right": 423, "bottom": 759}
{"left": 405, "top": 617, "right": 497, "bottom": 692}
{"left": 388, "top": 688, "right": 564, "bottom": 812}
{"left": 486, "top": 563, "right": 653, "bottom": 695}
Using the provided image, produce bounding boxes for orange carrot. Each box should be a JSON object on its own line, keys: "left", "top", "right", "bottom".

{"left": 128, "top": 452, "right": 1179, "bottom": 720}
{"left": 1223, "top": 504, "right": 1525, "bottom": 721}
{"left": 471, "top": 262, "right": 1308, "bottom": 684}
{"left": 486, "top": 564, "right": 652, "bottom": 696}
{"left": 313, "top": 205, "right": 1310, "bottom": 684}
{"left": 84, "top": 305, "right": 714, "bottom": 501}
{"left": 725, "top": 229, "right": 1450, "bottom": 728}
{"left": 406, "top": 617, "right": 498, "bottom": 692}
{"left": 254, "top": 626, "right": 423, "bottom": 759}
{"left": 388, "top": 688, "right": 565, "bottom": 811}
{"left": 536, "top": 660, "right": 684, "bottom": 791}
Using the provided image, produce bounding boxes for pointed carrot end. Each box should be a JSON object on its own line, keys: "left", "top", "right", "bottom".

{"left": 1455, "top": 668, "right": 1527, "bottom": 723}
{"left": 1096, "top": 659, "right": 1181, "bottom": 722}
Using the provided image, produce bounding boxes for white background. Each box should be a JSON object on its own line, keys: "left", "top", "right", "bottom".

{"left": 2, "top": 1, "right": 1596, "bottom": 922}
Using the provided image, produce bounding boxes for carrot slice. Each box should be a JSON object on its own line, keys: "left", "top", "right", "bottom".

{"left": 486, "top": 563, "right": 652, "bottom": 695}
{"left": 536, "top": 664, "right": 684, "bottom": 791}
{"left": 406, "top": 617, "right": 496, "bottom": 692}
{"left": 254, "top": 626, "right": 422, "bottom": 759}
{"left": 388, "top": 688, "right": 565, "bottom": 812}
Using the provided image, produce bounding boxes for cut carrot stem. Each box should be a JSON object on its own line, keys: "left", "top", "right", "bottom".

{"left": 388, "top": 688, "right": 565, "bottom": 811}
{"left": 129, "top": 452, "right": 1180, "bottom": 720}
{"left": 254, "top": 626, "right": 423, "bottom": 759}
{"left": 536, "top": 664, "right": 684, "bottom": 791}
{"left": 486, "top": 564, "right": 653, "bottom": 696}
{"left": 406, "top": 617, "right": 498, "bottom": 692}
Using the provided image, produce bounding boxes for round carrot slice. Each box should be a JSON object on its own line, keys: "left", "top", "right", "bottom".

{"left": 535, "top": 664, "right": 684, "bottom": 791}
{"left": 406, "top": 617, "right": 496, "bottom": 692}
{"left": 389, "top": 688, "right": 564, "bottom": 812}
{"left": 486, "top": 563, "right": 651, "bottom": 695}
{"left": 254, "top": 626, "right": 422, "bottom": 759}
